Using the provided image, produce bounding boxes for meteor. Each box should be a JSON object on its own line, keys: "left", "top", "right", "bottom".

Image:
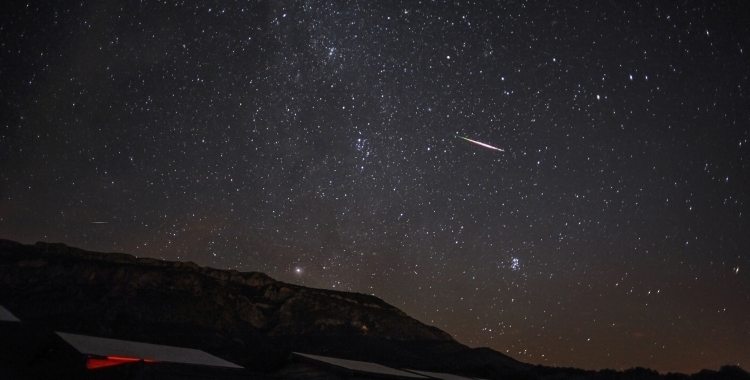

{"left": 458, "top": 135, "right": 504, "bottom": 152}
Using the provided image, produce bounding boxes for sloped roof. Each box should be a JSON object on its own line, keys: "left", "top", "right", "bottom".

{"left": 293, "top": 352, "right": 428, "bottom": 379}
{"left": 56, "top": 332, "right": 242, "bottom": 369}
{"left": 403, "top": 369, "right": 477, "bottom": 380}
{"left": 0, "top": 305, "right": 20, "bottom": 322}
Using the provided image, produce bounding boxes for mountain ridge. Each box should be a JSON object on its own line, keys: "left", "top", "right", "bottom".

{"left": 2, "top": 239, "right": 748, "bottom": 380}
{"left": 0, "top": 239, "right": 524, "bottom": 376}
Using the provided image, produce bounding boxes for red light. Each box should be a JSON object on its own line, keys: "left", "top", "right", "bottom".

{"left": 86, "top": 356, "right": 155, "bottom": 369}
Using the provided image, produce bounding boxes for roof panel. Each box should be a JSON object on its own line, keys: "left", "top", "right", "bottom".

{"left": 56, "top": 332, "right": 242, "bottom": 369}
{"left": 0, "top": 305, "right": 20, "bottom": 322}
{"left": 403, "top": 369, "right": 476, "bottom": 380}
{"left": 294, "top": 353, "right": 428, "bottom": 379}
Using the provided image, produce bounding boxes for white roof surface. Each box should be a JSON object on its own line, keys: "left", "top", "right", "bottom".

{"left": 403, "top": 369, "right": 476, "bottom": 380}
{"left": 294, "top": 352, "right": 428, "bottom": 379}
{"left": 56, "top": 332, "right": 242, "bottom": 368}
{"left": 0, "top": 305, "right": 20, "bottom": 322}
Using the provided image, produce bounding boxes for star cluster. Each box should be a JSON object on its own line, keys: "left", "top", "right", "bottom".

{"left": 1, "top": 0, "right": 748, "bottom": 373}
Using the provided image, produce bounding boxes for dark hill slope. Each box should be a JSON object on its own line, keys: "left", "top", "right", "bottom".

{"left": 0, "top": 239, "right": 525, "bottom": 376}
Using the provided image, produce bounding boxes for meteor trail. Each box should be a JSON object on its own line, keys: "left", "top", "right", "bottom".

{"left": 458, "top": 136, "right": 505, "bottom": 152}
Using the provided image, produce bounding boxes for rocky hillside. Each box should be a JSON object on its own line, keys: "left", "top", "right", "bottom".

{"left": 0, "top": 239, "right": 523, "bottom": 376}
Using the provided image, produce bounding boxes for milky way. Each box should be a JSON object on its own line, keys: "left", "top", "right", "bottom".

{"left": 1, "top": 1, "right": 748, "bottom": 373}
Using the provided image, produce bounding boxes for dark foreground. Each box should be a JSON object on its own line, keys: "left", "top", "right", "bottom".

{"left": 0, "top": 239, "right": 747, "bottom": 380}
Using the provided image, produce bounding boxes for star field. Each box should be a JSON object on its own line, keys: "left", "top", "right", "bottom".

{"left": 1, "top": 0, "right": 749, "bottom": 374}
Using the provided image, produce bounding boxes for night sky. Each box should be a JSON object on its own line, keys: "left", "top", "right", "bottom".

{"left": 2, "top": 0, "right": 749, "bottom": 374}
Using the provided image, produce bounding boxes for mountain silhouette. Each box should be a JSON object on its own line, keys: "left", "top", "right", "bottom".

{"left": 1, "top": 239, "right": 747, "bottom": 380}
